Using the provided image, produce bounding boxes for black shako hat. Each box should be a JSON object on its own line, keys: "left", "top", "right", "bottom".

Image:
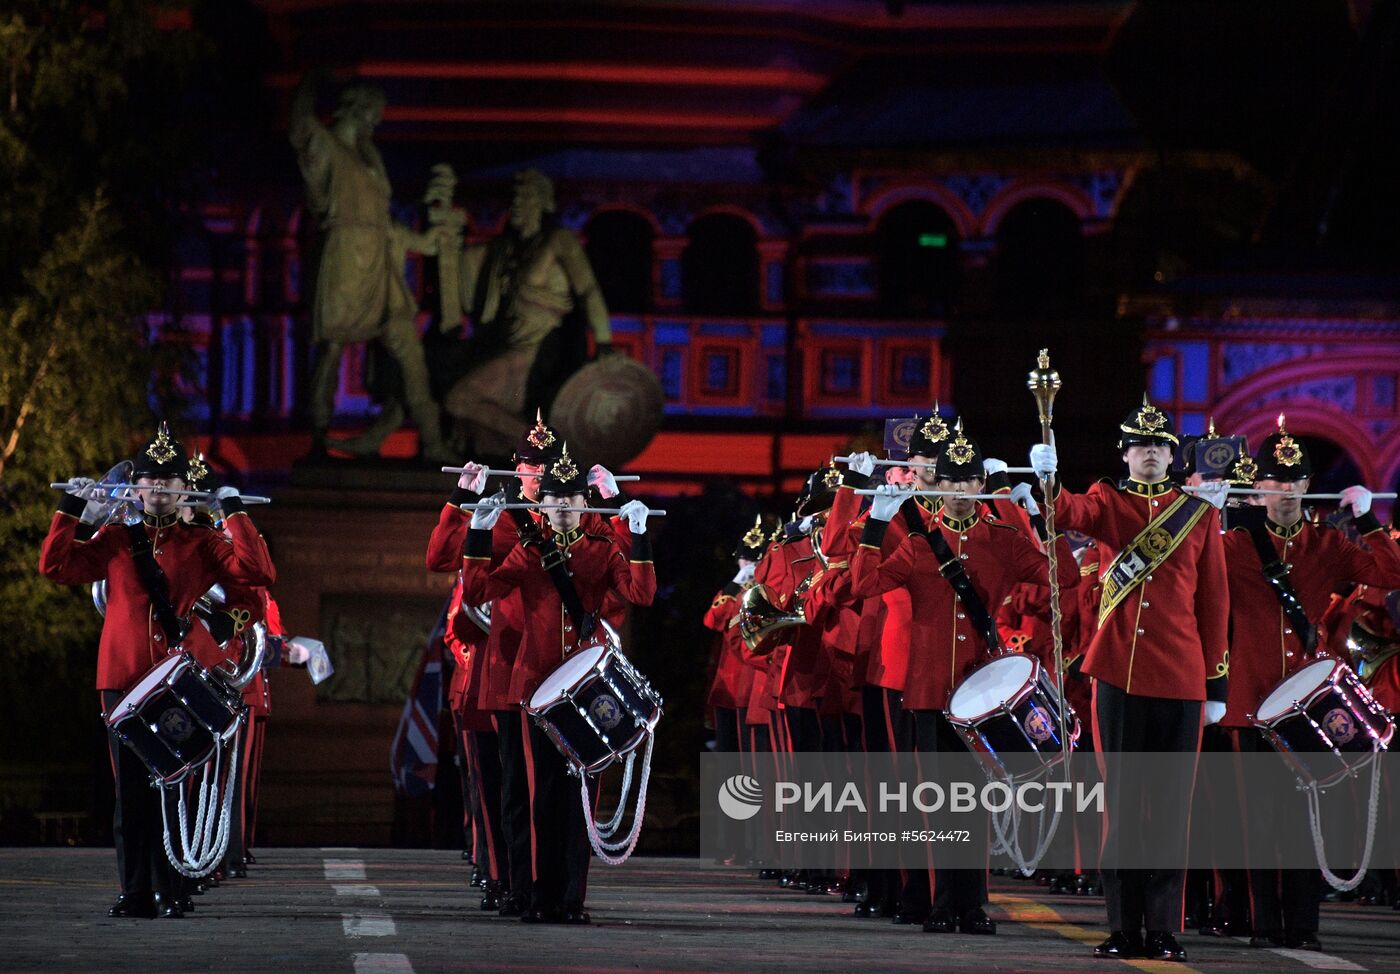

{"left": 132, "top": 421, "right": 189, "bottom": 479}
{"left": 1118, "top": 394, "right": 1179, "bottom": 450}
{"left": 1253, "top": 413, "right": 1312, "bottom": 482}
{"left": 539, "top": 445, "right": 589, "bottom": 496}
{"left": 933, "top": 420, "right": 984, "bottom": 481}
{"left": 514, "top": 409, "right": 564, "bottom": 466}
{"left": 794, "top": 460, "right": 843, "bottom": 517}
{"left": 732, "top": 515, "right": 768, "bottom": 560}
{"left": 906, "top": 407, "right": 952, "bottom": 460}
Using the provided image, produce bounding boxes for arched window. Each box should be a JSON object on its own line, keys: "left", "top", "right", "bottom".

{"left": 995, "top": 199, "right": 1084, "bottom": 317}
{"left": 875, "top": 200, "right": 959, "bottom": 317}
{"left": 1294, "top": 434, "right": 1363, "bottom": 496}
{"left": 682, "top": 213, "right": 759, "bottom": 315}
{"left": 584, "top": 209, "right": 654, "bottom": 313}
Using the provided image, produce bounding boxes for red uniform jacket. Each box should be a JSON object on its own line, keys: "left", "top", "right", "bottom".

{"left": 1222, "top": 514, "right": 1400, "bottom": 727}
{"left": 756, "top": 530, "right": 828, "bottom": 709}
{"left": 40, "top": 507, "right": 276, "bottom": 692}
{"left": 1054, "top": 479, "right": 1228, "bottom": 701}
{"left": 461, "top": 525, "right": 655, "bottom": 706}
{"left": 850, "top": 511, "right": 1077, "bottom": 711}
{"left": 703, "top": 582, "right": 756, "bottom": 710}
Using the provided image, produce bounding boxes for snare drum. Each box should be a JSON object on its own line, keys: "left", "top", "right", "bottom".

{"left": 1253, "top": 657, "right": 1394, "bottom": 788}
{"left": 946, "top": 653, "right": 1079, "bottom": 782}
{"left": 526, "top": 632, "right": 662, "bottom": 775}
{"left": 104, "top": 653, "right": 247, "bottom": 784}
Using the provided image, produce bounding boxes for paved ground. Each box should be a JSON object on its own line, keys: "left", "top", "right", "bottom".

{"left": 0, "top": 849, "right": 1397, "bottom": 973}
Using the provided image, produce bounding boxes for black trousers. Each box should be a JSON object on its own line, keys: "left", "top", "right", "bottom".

{"left": 912, "top": 710, "right": 989, "bottom": 915}
{"left": 867, "top": 686, "right": 930, "bottom": 917}
{"left": 1092, "top": 680, "right": 1202, "bottom": 934}
{"left": 782, "top": 706, "right": 822, "bottom": 753}
{"left": 1235, "top": 728, "right": 1322, "bottom": 937}
{"left": 467, "top": 727, "right": 508, "bottom": 884}
{"left": 495, "top": 709, "right": 533, "bottom": 902}
{"left": 713, "top": 706, "right": 746, "bottom": 861}
{"left": 521, "top": 712, "right": 592, "bottom": 912}
{"left": 101, "top": 690, "right": 177, "bottom": 900}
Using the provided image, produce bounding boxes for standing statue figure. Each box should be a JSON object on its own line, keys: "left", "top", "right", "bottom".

{"left": 435, "top": 168, "right": 615, "bottom": 457}
{"left": 290, "top": 71, "right": 453, "bottom": 463}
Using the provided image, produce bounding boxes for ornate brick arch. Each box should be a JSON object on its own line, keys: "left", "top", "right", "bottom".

{"left": 687, "top": 204, "right": 766, "bottom": 239}
{"left": 584, "top": 202, "right": 663, "bottom": 238}
{"left": 861, "top": 182, "right": 976, "bottom": 240}
{"left": 1213, "top": 354, "right": 1395, "bottom": 487}
{"left": 978, "top": 180, "right": 1093, "bottom": 237}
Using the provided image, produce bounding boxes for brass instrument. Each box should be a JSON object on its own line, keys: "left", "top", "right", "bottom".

{"left": 1348, "top": 620, "right": 1400, "bottom": 682}
{"left": 737, "top": 575, "right": 819, "bottom": 656}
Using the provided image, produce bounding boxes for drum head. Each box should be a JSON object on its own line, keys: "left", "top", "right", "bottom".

{"left": 948, "top": 654, "right": 1036, "bottom": 721}
{"left": 1256, "top": 658, "right": 1336, "bottom": 723}
{"left": 108, "top": 654, "right": 186, "bottom": 725}
{"left": 529, "top": 646, "right": 608, "bottom": 709}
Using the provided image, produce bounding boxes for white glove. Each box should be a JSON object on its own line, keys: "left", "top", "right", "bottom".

{"left": 458, "top": 462, "right": 488, "bottom": 495}
{"left": 618, "top": 499, "right": 650, "bottom": 534}
{"left": 1010, "top": 481, "right": 1040, "bottom": 517}
{"left": 65, "top": 476, "right": 102, "bottom": 501}
{"left": 798, "top": 515, "right": 814, "bottom": 533}
{"left": 732, "top": 562, "right": 756, "bottom": 585}
{"left": 1196, "top": 480, "right": 1230, "bottom": 511}
{"left": 1204, "top": 701, "right": 1227, "bottom": 726}
{"left": 588, "top": 464, "right": 620, "bottom": 500}
{"left": 983, "top": 457, "right": 1009, "bottom": 477}
{"left": 470, "top": 491, "right": 507, "bottom": 530}
{"left": 214, "top": 485, "right": 240, "bottom": 502}
{"left": 1029, "top": 443, "right": 1058, "bottom": 480}
{"left": 847, "top": 452, "right": 876, "bottom": 478}
{"left": 869, "top": 484, "right": 906, "bottom": 523}
{"left": 284, "top": 639, "right": 311, "bottom": 664}
{"left": 1340, "top": 485, "right": 1373, "bottom": 518}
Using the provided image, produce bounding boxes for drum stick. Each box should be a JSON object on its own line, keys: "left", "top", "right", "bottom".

{"left": 457, "top": 503, "right": 667, "bottom": 517}
{"left": 1181, "top": 485, "right": 1397, "bottom": 500}
{"left": 852, "top": 488, "right": 1020, "bottom": 500}
{"left": 834, "top": 456, "right": 1034, "bottom": 474}
{"left": 440, "top": 466, "right": 640, "bottom": 481}
{"left": 51, "top": 482, "right": 271, "bottom": 503}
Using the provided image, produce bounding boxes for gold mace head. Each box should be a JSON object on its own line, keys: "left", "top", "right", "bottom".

{"left": 1027, "top": 348, "right": 1062, "bottom": 412}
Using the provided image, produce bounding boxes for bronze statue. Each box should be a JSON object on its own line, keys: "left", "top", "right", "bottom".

{"left": 434, "top": 168, "right": 616, "bottom": 457}
{"left": 290, "top": 72, "right": 452, "bottom": 462}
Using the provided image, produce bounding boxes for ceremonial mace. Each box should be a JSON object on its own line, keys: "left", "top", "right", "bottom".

{"left": 1027, "top": 350, "right": 1072, "bottom": 772}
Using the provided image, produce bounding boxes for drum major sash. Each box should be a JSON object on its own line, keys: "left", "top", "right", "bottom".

{"left": 1097, "top": 491, "right": 1210, "bottom": 627}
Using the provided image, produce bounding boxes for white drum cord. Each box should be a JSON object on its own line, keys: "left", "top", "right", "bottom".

{"left": 988, "top": 762, "right": 1066, "bottom": 876}
{"left": 1305, "top": 750, "right": 1384, "bottom": 893}
{"left": 593, "top": 747, "right": 637, "bottom": 840}
{"left": 581, "top": 734, "right": 655, "bottom": 866}
{"left": 160, "top": 726, "right": 242, "bottom": 878}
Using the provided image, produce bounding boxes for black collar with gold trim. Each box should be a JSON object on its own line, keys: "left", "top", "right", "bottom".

{"left": 143, "top": 510, "right": 180, "bottom": 529}
{"left": 552, "top": 526, "right": 584, "bottom": 548}
{"left": 1118, "top": 478, "right": 1177, "bottom": 498}
{"left": 916, "top": 496, "right": 942, "bottom": 517}
{"left": 1267, "top": 518, "right": 1304, "bottom": 540}
{"left": 940, "top": 511, "right": 979, "bottom": 532}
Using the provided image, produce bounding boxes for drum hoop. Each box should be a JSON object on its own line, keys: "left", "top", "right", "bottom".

{"left": 526, "top": 645, "right": 612, "bottom": 712}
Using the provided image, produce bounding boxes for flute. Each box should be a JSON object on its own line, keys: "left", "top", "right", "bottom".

{"left": 52, "top": 482, "right": 272, "bottom": 503}
{"left": 441, "top": 466, "right": 640, "bottom": 481}
{"left": 457, "top": 503, "right": 666, "bottom": 516}
{"left": 1181, "top": 485, "right": 1397, "bottom": 500}
{"left": 834, "top": 455, "right": 1035, "bottom": 474}
{"left": 852, "top": 488, "right": 1022, "bottom": 501}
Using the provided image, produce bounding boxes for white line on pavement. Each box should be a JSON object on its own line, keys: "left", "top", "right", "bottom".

{"left": 352, "top": 953, "right": 414, "bottom": 973}
{"left": 325, "top": 859, "right": 368, "bottom": 880}
{"left": 1268, "top": 948, "right": 1365, "bottom": 971}
{"left": 321, "top": 847, "right": 361, "bottom": 852}
{"left": 333, "top": 885, "right": 382, "bottom": 897}
{"left": 342, "top": 914, "right": 397, "bottom": 937}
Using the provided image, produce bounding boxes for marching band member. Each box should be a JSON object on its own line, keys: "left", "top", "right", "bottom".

{"left": 1029, "top": 397, "right": 1229, "bottom": 962}
{"left": 461, "top": 447, "right": 656, "bottom": 924}
{"left": 429, "top": 413, "right": 562, "bottom": 916}
{"left": 39, "top": 423, "right": 275, "bottom": 919}
{"left": 703, "top": 518, "right": 766, "bottom": 865}
{"left": 854, "top": 425, "right": 1078, "bottom": 935}
{"left": 1219, "top": 420, "right": 1400, "bottom": 950}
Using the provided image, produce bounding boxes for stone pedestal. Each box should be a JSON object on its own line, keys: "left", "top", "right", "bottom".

{"left": 251, "top": 460, "right": 456, "bottom": 846}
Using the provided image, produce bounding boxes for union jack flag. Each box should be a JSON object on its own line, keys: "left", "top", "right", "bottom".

{"left": 389, "top": 603, "right": 447, "bottom": 797}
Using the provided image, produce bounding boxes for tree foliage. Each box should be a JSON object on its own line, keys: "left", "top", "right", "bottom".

{"left": 0, "top": 2, "right": 205, "bottom": 697}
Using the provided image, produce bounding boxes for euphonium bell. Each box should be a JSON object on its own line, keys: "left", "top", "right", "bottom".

{"left": 1347, "top": 620, "right": 1400, "bottom": 682}
{"left": 739, "top": 583, "right": 807, "bottom": 656}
